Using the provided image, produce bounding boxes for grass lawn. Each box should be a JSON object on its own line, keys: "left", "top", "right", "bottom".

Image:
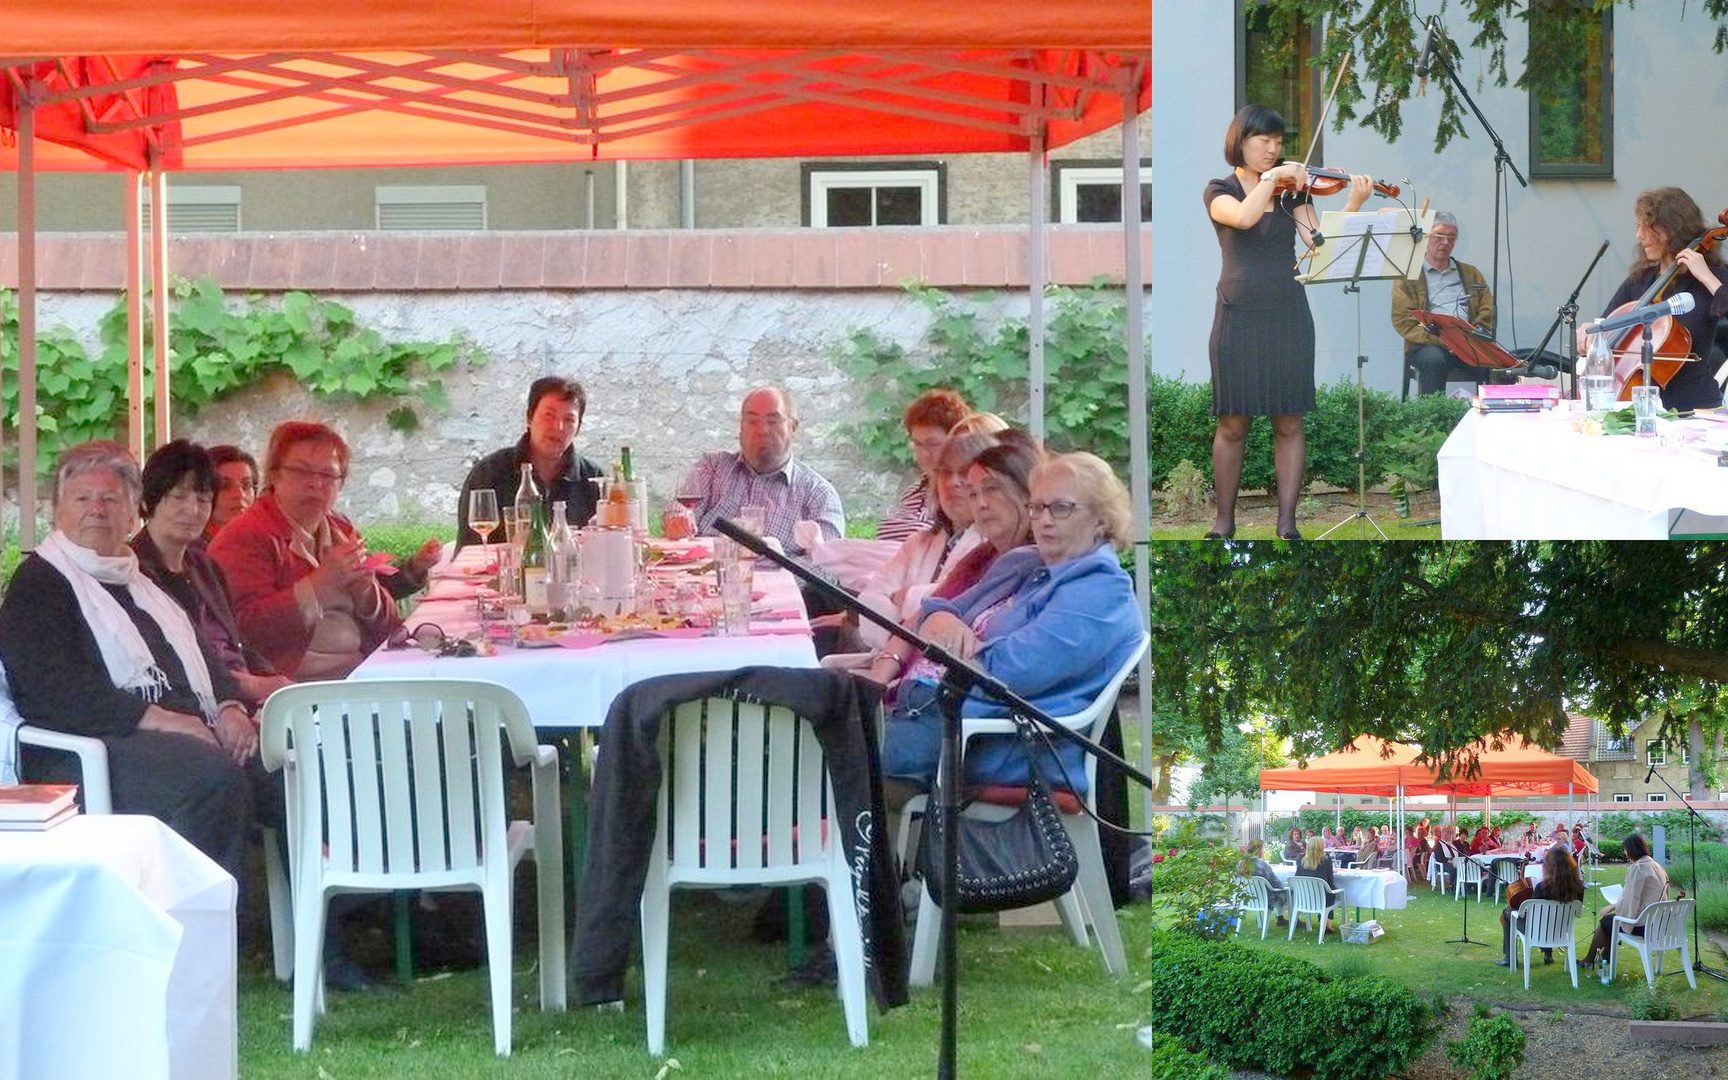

{"left": 1149, "top": 521, "right": 1441, "bottom": 540}
{"left": 1222, "top": 861, "right": 1728, "bottom": 1017}
{"left": 237, "top": 891, "right": 1156, "bottom": 1077}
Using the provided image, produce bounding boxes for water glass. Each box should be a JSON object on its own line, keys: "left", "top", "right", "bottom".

{"left": 1630, "top": 385, "right": 1661, "bottom": 438}
{"left": 717, "top": 556, "right": 753, "bottom": 635}
{"left": 737, "top": 504, "right": 766, "bottom": 537}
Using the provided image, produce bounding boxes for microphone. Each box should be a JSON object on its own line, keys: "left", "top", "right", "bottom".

{"left": 1582, "top": 293, "right": 1696, "bottom": 336}
{"left": 1414, "top": 17, "right": 1440, "bottom": 78}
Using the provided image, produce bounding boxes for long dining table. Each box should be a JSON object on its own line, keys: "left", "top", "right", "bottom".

{"left": 347, "top": 539, "right": 820, "bottom": 887}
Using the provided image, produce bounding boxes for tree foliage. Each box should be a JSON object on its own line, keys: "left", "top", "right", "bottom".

{"left": 1258, "top": 0, "right": 1728, "bottom": 152}
{"left": 1145, "top": 541, "right": 1728, "bottom": 779}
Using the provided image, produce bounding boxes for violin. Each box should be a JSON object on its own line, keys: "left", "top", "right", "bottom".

{"left": 1606, "top": 207, "right": 1728, "bottom": 401}
{"left": 1274, "top": 164, "right": 1401, "bottom": 201}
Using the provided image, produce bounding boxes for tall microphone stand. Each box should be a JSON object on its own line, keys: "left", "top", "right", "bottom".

{"left": 1445, "top": 851, "right": 1490, "bottom": 948}
{"left": 1525, "top": 240, "right": 1610, "bottom": 398}
{"left": 713, "top": 519, "right": 1156, "bottom": 1077}
{"left": 1426, "top": 19, "right": 1528, "bottom": 336}
{"left": 1639, "top": 762, "right": 1728, "bottom": 983}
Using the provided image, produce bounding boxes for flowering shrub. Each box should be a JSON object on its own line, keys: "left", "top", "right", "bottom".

{"left": 1150, "top": 823, "right": 1246, "bottom": 940}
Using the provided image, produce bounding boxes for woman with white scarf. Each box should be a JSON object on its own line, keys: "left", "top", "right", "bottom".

{"left": 0, "top": 441, "right": 261, "bottom": 880}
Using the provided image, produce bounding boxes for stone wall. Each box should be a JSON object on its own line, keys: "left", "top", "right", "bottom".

{"left": 31, "top": 287, "right": 1034, "bottom": 528}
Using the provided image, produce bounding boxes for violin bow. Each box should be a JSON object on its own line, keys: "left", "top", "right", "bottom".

{"left": 1299, "top": 48, "right": 1352, "bottom": 175}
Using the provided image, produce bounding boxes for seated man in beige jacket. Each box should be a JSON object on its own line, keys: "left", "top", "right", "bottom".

{"left": 1580, "top": 831, "right": 1669, "bottom": 972}
{"left": 1390, "top": 211, "right": 1496, "bottom": 396}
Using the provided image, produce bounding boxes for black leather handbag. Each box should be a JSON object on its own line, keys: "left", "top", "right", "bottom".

{"left": 916, "top": 716, "right": 1080, "bottom": 914}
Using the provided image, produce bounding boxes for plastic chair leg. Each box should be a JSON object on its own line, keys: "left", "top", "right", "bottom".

{"left": 823, "top": 874, "right": 870, "bottom": 1048}
{"left": 641, "top": 876, "right": 672, "bottom": 1055}
{"left": 481, "top": 883, "right": 515, "bottom": 1056}
{"left": 291, "top": 888, "right": 329, "bottom": 1052}
{"left": 909, "top": 882, "right": 941, "bottom": 987}
{"left": 262, "top": 827, "right": 294, "bottom": 983}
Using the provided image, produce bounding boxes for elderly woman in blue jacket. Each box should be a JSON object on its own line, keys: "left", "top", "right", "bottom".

{"left": 871, "top": 450, "right": 1142, "bottom": 796}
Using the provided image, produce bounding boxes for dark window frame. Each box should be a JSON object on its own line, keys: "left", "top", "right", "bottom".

{"left": 799, "top": 161, "right": 947, "bottom": 228}
{"left": 1528, "top": 4, "right": 1614, "bottom": 180}
{"left": 1234, "top": 2, "right": 1324, "bottom": 164}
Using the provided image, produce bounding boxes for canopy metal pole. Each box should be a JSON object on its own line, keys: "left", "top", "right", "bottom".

{"left": 149, "top": 161, "right": 170, "bottom": 447}
{"left": 1027, "top": 121, "right": 1047, "bottom": 441}
{"left": 15, "top": 88, "right": 38, "bottom": 550}
{"left": 125, "top": 172, "right": 146, "bottom": 461}
{"left": 1120, "top": 77, "right": 1154, "bottom": 833}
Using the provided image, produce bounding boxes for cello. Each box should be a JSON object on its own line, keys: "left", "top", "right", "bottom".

{"left": 1602, "top": 207, "right": 1728, "bottom": 401}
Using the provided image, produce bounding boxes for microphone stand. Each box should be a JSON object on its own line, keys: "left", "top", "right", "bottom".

{"left": 1638, "top": 762, "right": 1728, "bottom": 983}
{"left": 1427, "top": 20, "right": 1528, "bottom": 336}
{"left": 1446, "top": 850, "right": 1490, "bottom": 948}
{"left": 712, "top": 519, "right": 1155, "bottom": 1077}
{"left": 1525, "top": 240, "right": 1610, "bottom": 399}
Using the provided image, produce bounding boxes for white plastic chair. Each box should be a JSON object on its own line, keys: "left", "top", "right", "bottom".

{"left": 1607, "top": 898, "right": 1696, "bottom": 990}
{"left": 1507, "top": 898, "right": 1582, "bottom": 989}
{"left": 259, "top": 678, "right": 566, "bottom": 1055}
{"left": 1490, "top": 858, "right": 1524, "bottom": 904}
{"left": 905, "top": 634, "right": 1150, "bottom": 986}
{"left": 641, "top": 694, "right": 867, "bottom": 1056}
{"left": 1454, "top": 856, "right": 1487, "bottom": 902}
{"left": 1235, "top": 875, "right": 1274, "bottom": 940}
{"left": 16, "top": 723, "right": 296, "bottom": 978}
{"left": 1286, "top": 874, "right": 1342, "bottom": 943}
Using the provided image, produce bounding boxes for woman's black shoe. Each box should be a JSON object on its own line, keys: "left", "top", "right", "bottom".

{"left": 1203, "top": 527, "right": 1235, "bottom": 540}
{"left": 1276, "top": 526, "right": 1302, "bottom": 540}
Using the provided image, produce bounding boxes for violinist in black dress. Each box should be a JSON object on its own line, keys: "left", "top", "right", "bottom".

{"left": 1203, "top": 105, "right": 1371, "bottom": 539}
{"left": 1576, "top": 186, "right": 1727, "bottom": 412}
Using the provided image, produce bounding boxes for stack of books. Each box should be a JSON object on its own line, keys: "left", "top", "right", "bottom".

{"left": 0, "top": 784, "right": 80, "bottom": 831}
{"left": 1475, "top": 384, "right": 1562, "bottom": 413}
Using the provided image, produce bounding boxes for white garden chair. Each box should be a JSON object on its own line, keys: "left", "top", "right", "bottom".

{"left": 1607, "top": 898, "right": 1696, "bottom": 990}
{"left": 1286, "top": 875, "right": 1342, "bottom": 943}
{"left": 642, "top": 693, "right": 867, "bottom": 1056}
{"left": 1490, "top": 857, "right": 1524, "bottom": 904}
{"left": 260, "top": 678, "right": 566, "bottom": 1055}
{"left": 904, "top": 634, "right": 1149, "bottom": 987}
{"left": 1507, "top": 898, "right": 1582, "bottom": 989}
{"left": 1454, "top": 856, "right": 1487, "bottom": 902}
{"left": 1235, "top": 875, "right": 1275, "bottom": 940}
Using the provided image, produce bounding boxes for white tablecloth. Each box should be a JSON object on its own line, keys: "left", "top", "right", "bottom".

{"left": 1438, "top": 407, "right": 1728, "bottom": 538}
{"left": 1272, "top": 866, "right": 1408, "bottom": 911}
{"left": 0, "top": 815, "right": 236, "bottom": 1080}
{"left": 352, "top": 545, "right": 819, "bottom": 730}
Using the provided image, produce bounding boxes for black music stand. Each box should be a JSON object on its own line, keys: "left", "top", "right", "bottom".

{"left": 713, "top": 519, "right": 1156, "bottom": 1077}
{"left": 1299, "top": 207, "right": 1430, "bottom": 540}
{"left": 1525, "top": 240, "right": 1611, "bottom": 399}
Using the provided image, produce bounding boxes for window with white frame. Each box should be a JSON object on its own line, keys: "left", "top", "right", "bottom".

{"left": 1052, "top": 162, "right": 1150, "bottom": 224}
{"left": 1613, "top": 793, "right": 1633, "bottom": 803}
{"left": 142, "top": 185, "right": 242, "bottom": 233}
{"left": 1648, "top": 792, "right": 1667, "bottom": 803}
{"left": 375, "top": 185, "right": 488, "bottom": 230}
{"left": 802, "top": 164, "right": 943, "bottom": 227}
{"left": 1646, "top": 740, "right": 1668, "bottom": 767}
{"left": 1600, "top": 730, "right": 1632, "bottom": 754}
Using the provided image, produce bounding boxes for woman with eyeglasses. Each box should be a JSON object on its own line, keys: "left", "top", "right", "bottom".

{"left": 874, "top": 388, "right": 974, "bottom": 543}
{"left": 133, "top": 440, "right": 292, "bottom": 708}
{"left": 211, "top": 420, "right": 428, "bottom": 679}
{"left": 873, "top": 451, "right": 1141, "bottom": 797}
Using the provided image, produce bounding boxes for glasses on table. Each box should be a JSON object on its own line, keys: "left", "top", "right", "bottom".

{"left": 386, "top": 622, "right": 478, "bottom": 657}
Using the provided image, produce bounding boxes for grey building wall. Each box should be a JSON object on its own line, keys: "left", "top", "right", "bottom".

{"left": 1151, "top": 0, "right": 1728, "bottom": 396}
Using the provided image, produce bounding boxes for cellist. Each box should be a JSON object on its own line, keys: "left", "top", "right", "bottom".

{"left": 1579, "top": 187, "right": 1727, "bottom": 411}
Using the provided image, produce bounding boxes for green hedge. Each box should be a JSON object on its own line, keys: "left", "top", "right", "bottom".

{"left": 1143, "top": 931, "right": 1438, "bottom": 1080}
{"left": 1147, "top": 1031, "right": 1230, "bottom": 1080}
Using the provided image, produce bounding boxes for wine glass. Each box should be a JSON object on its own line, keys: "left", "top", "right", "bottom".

{"left": 468, "top": 488, "right": 500, "bottom": 575}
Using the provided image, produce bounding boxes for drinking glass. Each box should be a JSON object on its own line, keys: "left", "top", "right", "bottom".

{"left": 468, "top": 488, "right": 500, "bottom": 581}
{"left": 717, "top": 555, "right": 754, "bottom": 635}
{"left": 737, "top": 504, "right": 766, "bottom": 537}
{"left": 1630, "top": 384, "right": 1662, "bottom": 438}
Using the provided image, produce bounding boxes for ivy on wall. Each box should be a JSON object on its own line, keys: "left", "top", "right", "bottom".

{"left": 0, "top": 277, "right": 483, "bottom": 474}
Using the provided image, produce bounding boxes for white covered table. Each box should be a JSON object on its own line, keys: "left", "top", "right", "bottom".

{"left": 0, "top": 814, "right": 236, "bottom": 1080}
{"left": 1271, "top": 865, "right": 1407, "bottom": 912}
{"left": 351, "top": 543, "right": 819, "bottom": 732}
{"left": 1438, "top": 407, "right": 1728, "bottom": 538}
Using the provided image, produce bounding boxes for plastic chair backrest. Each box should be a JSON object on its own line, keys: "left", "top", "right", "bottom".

{"left": 1516, "top": 899, "right": 1581, "bottom": 947}
{"left": 1457, "top": 856, "right": 1484, "bottom": 884}
{"left": 260, "top": 678, "right": 535, "bottom": 884}
{"left": 1494, "top": 859, "right": 1522, "bottom": 885}
{"left": 1075, "top": 635, "right": 1149, "bottom": 794}
{"left": 654, "top": 695, "right": 837, "bottom": 885}
{"left": 1639, "top": 898, "right": 1693, "bottom": 950}
{"left": 1239, "top": 875, "right": 1270, "bottom": 909}
{"left": 1288, "top": 874, "right": 1331, "bottom": 911}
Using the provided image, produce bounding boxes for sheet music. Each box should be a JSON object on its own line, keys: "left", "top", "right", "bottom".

{"left": 1337, "top": 213, "right": 1397, "bottom": 277}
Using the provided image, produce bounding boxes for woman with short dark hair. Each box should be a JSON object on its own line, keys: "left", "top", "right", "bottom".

{"left": 1203, "top": 105, "right": 1372, "bottom": 540}
{"left": 876, "top": 388, "right": 973, "bottom": 542}
{"left": 133, "top": 439, "right": 292, "bottom": 708}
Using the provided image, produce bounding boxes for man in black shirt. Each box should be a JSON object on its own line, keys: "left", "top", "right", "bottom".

{"left": 455, "top": 376, "right": 606, "bottom": 548}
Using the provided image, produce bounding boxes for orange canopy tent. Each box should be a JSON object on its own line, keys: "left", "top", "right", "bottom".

{"left": 1258, "top": 736, "right": 1427, "bottom": 798}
